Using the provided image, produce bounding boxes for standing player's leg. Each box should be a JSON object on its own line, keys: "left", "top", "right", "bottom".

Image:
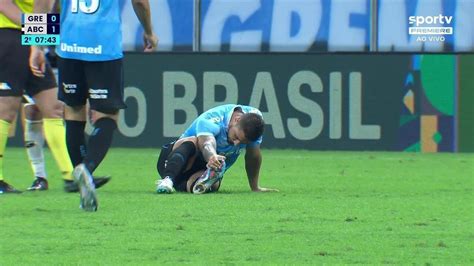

{"left": 59, "top": 58, "right": 124, "bottom": 211}
{"left": 64, "top": 105, "right": 87, "bottom": 167}
{"left": 63, "top": 104, "right": 99, "bottom": 211}
{"left": 0, "top": 96, "right": 22, "bottom": 193}
{"left": 80, "top": 59, "right": 126, "bottom": 176}
{"left": 29, "top": 63, "right": 75, "bottom": 189}
{"left": 57, "top": 58, "right": 94, "bottom": 211}
{"left": 57, "top": 58, "right": 111, "bottom": 195}
{"left": 23, "top": 100, "right": 48, "bottom": 191}
{"left": 0, "top": 29, "right": 30, "bottom": 193}
{"left": 82, "top": 110, "right": 118, "bottom": 175}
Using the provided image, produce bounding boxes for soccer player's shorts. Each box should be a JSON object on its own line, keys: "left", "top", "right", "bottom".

{"left": 0, "top": 29, "right": 57, "bottom": 97}
{"left": 57, "top": 57, "right": 126, "bottom": 114}
{"left": 156, "top": 141, "right": 209, "bottom": 192}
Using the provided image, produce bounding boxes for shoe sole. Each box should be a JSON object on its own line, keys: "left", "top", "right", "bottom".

{"left": 74, "top": 166, "right": 98, "bottom": 212}
{"left": 27, "top": 187, "right": 48, "bottom": 191}
{"left": 94, "top": 176, "right": 111, "bottom": 189}
{"left": 27, "top": 183, "right": 48, "bottom": 191}
{"left": 64, "top": 176, "right": 112, "bottom": 193}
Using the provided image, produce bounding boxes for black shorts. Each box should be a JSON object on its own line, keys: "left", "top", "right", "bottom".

{"left": 0, "top": 29, "right": 57, "bottom": 97}
{"left": 156, "top": 141, "right": 208, "bottom": 192}
{"left": 57, "top": 57, "right": 126, "bottom": 114}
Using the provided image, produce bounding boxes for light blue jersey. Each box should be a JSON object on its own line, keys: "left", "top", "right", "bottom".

{"left": 57, "top": 0, "right": 122, "bottom": 61}
{"left": 181, "top": 104, "right": 263, "bottom": 172}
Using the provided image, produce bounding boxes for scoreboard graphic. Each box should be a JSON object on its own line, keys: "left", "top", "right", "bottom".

{"left": 21, "top": 13, "right": 60, "bottom": 46}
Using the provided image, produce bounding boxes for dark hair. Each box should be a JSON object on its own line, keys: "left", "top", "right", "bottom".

{"left": 239, "top": 113, "right": 265, "bottom": 142}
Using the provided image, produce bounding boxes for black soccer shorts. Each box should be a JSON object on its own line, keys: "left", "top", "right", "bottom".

{"left": 57, "top": 57, "right": 126, "bottom": 114}
{"left": 0, "top": 29, "right": 57, "bottom": 97}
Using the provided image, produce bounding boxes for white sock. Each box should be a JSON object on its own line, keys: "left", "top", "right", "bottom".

{"left": 24, "top": 119, "right": 47, "bottom": 178}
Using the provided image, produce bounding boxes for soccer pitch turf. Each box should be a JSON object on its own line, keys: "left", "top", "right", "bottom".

{"left": 1, "top": 148, "right": 473, "bottom": 265}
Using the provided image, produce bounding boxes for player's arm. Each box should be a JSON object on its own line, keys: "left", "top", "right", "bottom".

{"left": 29, "top": 0, "right": 55, "bottom": 77}
{"left": 33, "top": 0, "right": 55, "bottom": 13}
{"left": 198, "top": 135, "right": 224, "bottom": 170}
{"left": 0, "top": 0, "right": 22, "bottom": 26}
{"left": 245, "top": 145, "right": 278, "bottom": 192}
{"left": 195, "top": 119, "right": 225, "bottom": 170}
{"left": 131, "top": 0, "right": 158, "bottom": 52}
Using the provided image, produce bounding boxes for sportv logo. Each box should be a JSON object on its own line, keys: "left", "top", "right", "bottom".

{"left": 408, "top": 15, "right": 453, "bottom": 27}
{"left": 408, "top": 15, "right": 453, "bottom": 42}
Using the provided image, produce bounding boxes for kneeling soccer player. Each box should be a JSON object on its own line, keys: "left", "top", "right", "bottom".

{"left": 155, "top": 104, "right": 278, "bottom": 194}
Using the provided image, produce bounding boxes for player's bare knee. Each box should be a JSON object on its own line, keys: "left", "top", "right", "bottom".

{"left": 90, "top": 110, "right": 118, "bottom": 124}
{"left": 0, "top": 97, "right": 21, "bottom": 122}
{"left": 23, "top": 104, "right": 42, "bottom": 120}
{"left": 64, "top": 105, "right": 86, "bottom": 121}
{"left": 0, "top": 109, "right": 18, "bottom": 122}
{"left": 39, "top": 100, "right": 64, "bottom": 119}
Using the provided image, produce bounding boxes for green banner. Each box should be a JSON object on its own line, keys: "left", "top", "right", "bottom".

{"left": 8, "top": 53, "right": 462, "bottom": 152}
{"left": 117, "top": 53, "right": 411, "bottom": 150}
{"left": 459, "top": 55, "right": 474, "bottom": 152}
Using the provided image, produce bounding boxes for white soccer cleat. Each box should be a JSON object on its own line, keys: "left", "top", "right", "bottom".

{"left": 73, "top": 163, "right": 98, "bottom": 212}
{"left": 156, "top": 176, "right": 175, "bottom": 194}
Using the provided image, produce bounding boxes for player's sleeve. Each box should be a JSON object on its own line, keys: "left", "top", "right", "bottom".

{"left": 195, "top": 118, "right": 220, "bottom": 137}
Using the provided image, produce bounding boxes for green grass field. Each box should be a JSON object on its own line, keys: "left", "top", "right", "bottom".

{"left": 1, "top": 148, "right": 473, "bottom": 265}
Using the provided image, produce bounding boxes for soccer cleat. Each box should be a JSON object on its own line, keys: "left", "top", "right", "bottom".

{"left": 0, "top": 180, "right": 22, "bottom": 194}
{"left": 27, "top": 177, "right": 49, "bottom": 191}
{"left": 192, "top": 163, "right": 225, "bottom": 194}
{"left": 156, "top": 176, "right": 175, "bottom": 194}
{"left": 92, "top": 176, "right": 111, "bottom": 189}
{"left": 63, "top": 180, "right": 78, "bottom": 193}
{"left": 64, "top": 176, "right": 111, "bottom": 193}
{"left": 73, "top": 164, "right": 98, "bottom": 212}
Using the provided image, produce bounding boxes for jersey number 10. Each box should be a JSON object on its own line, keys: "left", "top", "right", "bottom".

{"left": 71, "top": 0, "right": 99, "bottom": 14}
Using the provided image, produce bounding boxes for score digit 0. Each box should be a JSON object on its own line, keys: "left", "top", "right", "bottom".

{"left": 47, "top": 14, "right": 60, "bottom": 23}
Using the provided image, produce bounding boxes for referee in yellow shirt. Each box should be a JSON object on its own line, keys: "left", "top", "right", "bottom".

{"left": 0, "top": 0, "right": 109, "bottom": 193}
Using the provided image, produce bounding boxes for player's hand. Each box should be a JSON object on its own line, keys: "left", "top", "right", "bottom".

{"left": 252, "top": 187, "right": 279, "bottom": 192}
{"left": 29, "top": 46, "right": 46, "bottom": 77}
{"left": 207, "top": 154, "right": 226, "bottom": 171}
{"left": 143, "top": 32, "right": 158, "bottom": 52}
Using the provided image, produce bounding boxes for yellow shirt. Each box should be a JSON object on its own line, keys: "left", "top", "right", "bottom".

{"left": 0, "top": 0, "right": 34, "bottom": 29}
